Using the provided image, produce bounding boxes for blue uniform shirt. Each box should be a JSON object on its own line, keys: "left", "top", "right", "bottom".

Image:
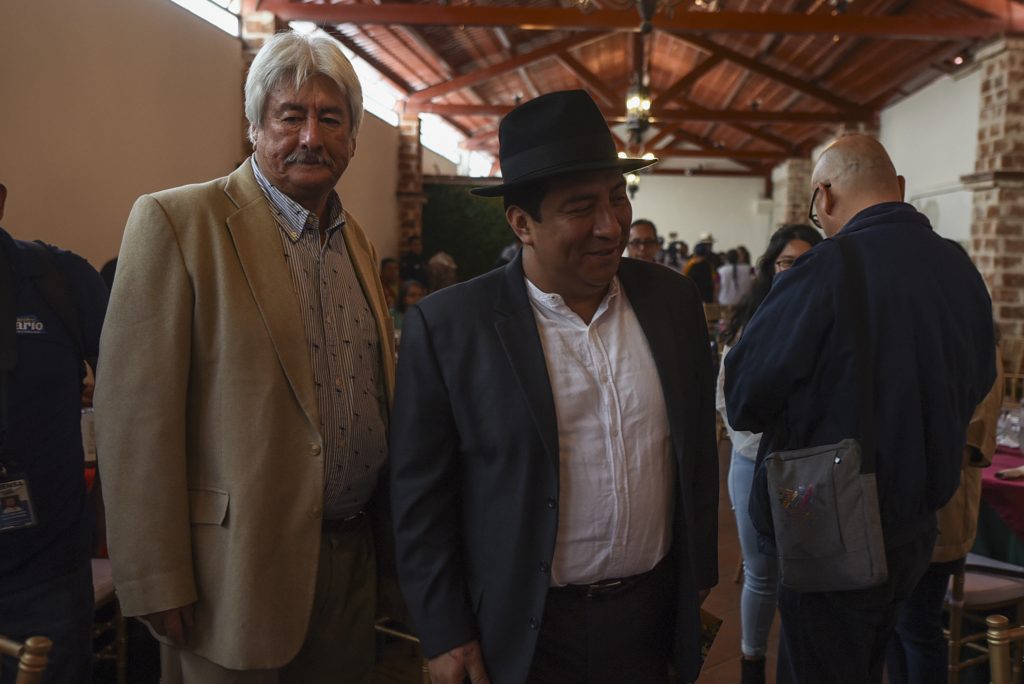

{"left": 0, "top": 228, "right": 107, "bottom": 590}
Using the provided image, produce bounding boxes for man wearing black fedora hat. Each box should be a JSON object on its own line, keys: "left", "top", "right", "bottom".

{"left": 389, "top": 90, "right": 719, "bottom": 684}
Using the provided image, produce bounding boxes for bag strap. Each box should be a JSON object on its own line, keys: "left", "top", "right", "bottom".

{"left": 0, "top": 239, "right": 15, "bottom": 458}
{"left": 21, "top": 240, "right": 95, "bottom": 371}
{"left": 837, "top": 236, "right": 876, "bottom": 475}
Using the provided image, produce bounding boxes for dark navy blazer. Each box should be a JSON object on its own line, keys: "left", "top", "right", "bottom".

{"left": 725, "top": 202, "right": 996, "bottom": 548}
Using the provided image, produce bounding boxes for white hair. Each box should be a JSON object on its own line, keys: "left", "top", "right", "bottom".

{"left": 245, "top": 31, "right": 364, "bottom": 144}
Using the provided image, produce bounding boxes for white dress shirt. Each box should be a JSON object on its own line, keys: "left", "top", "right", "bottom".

{"left": 525, "top": 276, "right": 674, "bottom": 586}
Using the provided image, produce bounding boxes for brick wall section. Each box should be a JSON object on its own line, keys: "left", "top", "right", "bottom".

{"left": 771, "top": 158, "right": 812, "bottom": 227}
{"left": 397, "top": 115, "right": 426, "bottom": 251}
{"left": 968, "top": 38, "right": 1024, "bottom": 338}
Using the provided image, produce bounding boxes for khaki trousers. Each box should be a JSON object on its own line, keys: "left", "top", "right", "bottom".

{"left": 160, "top": 515, "right": 376, "bottom": 684}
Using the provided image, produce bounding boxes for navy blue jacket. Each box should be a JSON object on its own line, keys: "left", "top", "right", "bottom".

{"left": 0, "top": 227, "right": 107, "bottom": 590}
{"left": 725, "top": 203, "right": 996, "bottom": 548}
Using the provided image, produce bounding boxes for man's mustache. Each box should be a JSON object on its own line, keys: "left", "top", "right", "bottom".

{"left": 285, "top": 151, "right": 335, "bottom": 168}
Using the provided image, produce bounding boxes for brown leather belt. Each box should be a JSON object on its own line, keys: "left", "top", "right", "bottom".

{"left": 552, "top": 569, "right": 651, "bottom": 600}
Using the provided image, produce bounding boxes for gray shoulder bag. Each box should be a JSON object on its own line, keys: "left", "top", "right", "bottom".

{"left": 763, "top": 236, "right": 888, "bottom": 592}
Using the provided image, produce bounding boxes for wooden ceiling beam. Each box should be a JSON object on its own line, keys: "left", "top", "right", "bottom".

{"left": 406, "top": 102, "right": 868, "bottom": 124}
{"left": 555, "top": 52, "right": 621, "bottom": 108}
{"left": 657, "top": 147, "right": 786, "bottom": 160}
{"left": 651, "top": 55, "right": 724, "bottom": 110}
{"left": 671, "top": 35, "right": 864, "bottom": 113}
{"left": 651, "top": 168, "right": 770, "bottom": 178}
{"left": 953, "top": 0, "right": 1024, "bottom": 22}
{"left": 261, "top": 2, "right": 1018, "bottom": 38}
{"left": 666, "top": 128, "right": 762, "bottom": 171}
{"left": 322, "top": 27, "right": 412, "bottom": 94}
{"left": 646, "top": 124, "right": 682, "bottom": 149}
{"left": 408, "top": 32, "right": 608, "bottom": 102}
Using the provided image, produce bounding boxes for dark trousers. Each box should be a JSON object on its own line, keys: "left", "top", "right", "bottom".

{"left": 777, "top": 530, "right": 936, "bottom": 684}
{"left": 885, "top": 557, "right": 961, "bottom": 684}
{"left": 0, "top": 561, "right": 94, "bottom": 684}
{"left": 526, "top": 557, "right": 675, "bottom": 684}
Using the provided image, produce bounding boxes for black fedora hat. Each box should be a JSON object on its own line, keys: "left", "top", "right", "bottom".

{"left": 471, "top": 90, "right": 656, "bottom": 197}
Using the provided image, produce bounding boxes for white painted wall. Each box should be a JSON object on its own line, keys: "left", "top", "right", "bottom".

{"left": 629, "top": 175, "right": 772, "bottom": 254}
{"left": 339, "top": 113, "right": 401, "bottom": 259}
{"left": 879, "top": 69, "right": 981, "bottom": 243}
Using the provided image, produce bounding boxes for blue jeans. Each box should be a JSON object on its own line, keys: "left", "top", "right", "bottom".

{"left": 885, "top": 557, "right": 960, "bottom": 684}
{"left": 0, "top": 561, "right": 94, "bottom": 684}
{"left": 728, "top": 450, "right": 779, "bottom": 658}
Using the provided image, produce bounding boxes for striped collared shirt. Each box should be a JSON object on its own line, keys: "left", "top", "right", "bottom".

{"left": 253, "top": 159, "right": 387, "bottom": 519}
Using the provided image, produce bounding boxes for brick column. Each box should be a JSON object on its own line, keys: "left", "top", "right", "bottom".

{"left": 397, "top": 115, "right": 426, "bottom": 253}
{"left": 962, "top": 37, "right": 1024, "bottom": 338}
{"left": 771, "top": 158, "right": 813, "bottom": 227}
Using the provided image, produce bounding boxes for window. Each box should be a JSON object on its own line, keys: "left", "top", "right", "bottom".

{"left": 166, "top": 0, "right": 240, "bottom": 37}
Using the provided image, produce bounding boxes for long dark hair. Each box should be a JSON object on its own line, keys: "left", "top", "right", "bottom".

{"left": 721, "top": 224, "right": 823, "bottom": 346}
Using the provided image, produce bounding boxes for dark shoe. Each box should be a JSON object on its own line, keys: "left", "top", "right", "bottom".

{"left": 740, "top": 656, "right": 766, "bottom": 684}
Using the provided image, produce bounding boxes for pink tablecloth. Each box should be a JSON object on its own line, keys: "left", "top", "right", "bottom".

{"left": 982, "top": 447, "right": 1024, "bottom": 543}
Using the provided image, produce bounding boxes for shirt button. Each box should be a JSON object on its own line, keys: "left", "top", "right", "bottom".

{"left": 311, "top": 444, "right": 321, "bottom": 456}
{"left": 546, "top": 497, "right": 556, "bottom": 509}
{"left": 335, "top": 378, "right": 343, "bottom": 388}
{"left": 529, "top": 618, "right": 538, "bottom": 630}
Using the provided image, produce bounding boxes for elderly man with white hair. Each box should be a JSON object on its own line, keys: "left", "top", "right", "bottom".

{"left": 95, "top": 31, "right": 396, "bottom": 683}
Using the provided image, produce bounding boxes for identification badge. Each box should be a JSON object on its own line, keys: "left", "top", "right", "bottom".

{"left": 0, "top": 478, "right": 37, "bottom": 532}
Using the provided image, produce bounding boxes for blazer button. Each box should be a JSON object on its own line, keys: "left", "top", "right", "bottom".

{"left": 529, "top": 618, "right": 538, "bottom": 630}
{"left": 311, "top": 444, "right": 322, "bottom": 456}
{"left": 539, "top": 561, "right": 549, "bottom": 573}
{"left": 309, "top": 507, "right": 322, "bottom": 519}
{"left": 546, "top": 497, "right": 556, "bottom": 509}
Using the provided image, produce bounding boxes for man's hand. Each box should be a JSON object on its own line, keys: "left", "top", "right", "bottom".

{"left": 428, "top": 639, "right": 490, "bottom": 684}
{"left": 142, "top": 605, "right": 194, "bottom": 647}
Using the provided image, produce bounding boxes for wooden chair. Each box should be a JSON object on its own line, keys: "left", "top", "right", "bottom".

{"left": 374, "top": 618, "right": 429, "bottom": 684}
{"left": 1002, "top": 336, "right": 1024, "bottom": 405}
{"left": 0, "top": 635, "right": 52, "bottom": 684}
{"left": 946, "top": 553, "right": 1024, "bottom": 683}
{"left": 92, "top": 558, "right": 127, "bottom": 684}
{"left": 986, "top": 613, "right": 1024, "bottom": 684}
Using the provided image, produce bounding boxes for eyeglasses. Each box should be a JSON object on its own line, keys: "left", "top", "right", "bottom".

{"left": 775, "top": 257, "right": 797, "bottom": 272}
{"left": 628, "top": 239, "right": 659, "bottom": 248}
{"left": 808, "top": 182, "right": 831, "bottom": 229}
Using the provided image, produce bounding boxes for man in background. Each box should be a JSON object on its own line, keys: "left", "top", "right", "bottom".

{"left": 726, "top": 135, "right": 995, "bottom": 683}
{"left": 626, "top": 218, "right": 660, "bottom": 263}
{"left": 0, "top": 181, "right": 108, "bottom": 683}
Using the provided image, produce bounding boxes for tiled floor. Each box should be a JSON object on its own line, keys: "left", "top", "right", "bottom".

{"left": 698, "top": 438, "right": 780, "bottom": 684}
{"left": 373, "top": 437, "right": 781, "bottom": 683}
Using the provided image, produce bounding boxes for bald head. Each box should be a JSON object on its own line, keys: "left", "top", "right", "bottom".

{"left": 810, "top": 135, "right": 905, "bottom": 236}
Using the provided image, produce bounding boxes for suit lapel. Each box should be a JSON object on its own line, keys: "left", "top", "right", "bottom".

{"left": 493, "top": 255, "right": 559, "bottom": 471}
{"left": 223, "top": 160, "right": 321, "bottom": 431}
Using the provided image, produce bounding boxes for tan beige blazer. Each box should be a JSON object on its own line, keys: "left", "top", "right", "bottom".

{"left": 94, "top": 159, "right": 395, "bottom": 670}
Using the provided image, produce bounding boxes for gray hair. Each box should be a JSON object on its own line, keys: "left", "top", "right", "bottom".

{"left": 245, "top": 31, "right": 364, "bottom": 144}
